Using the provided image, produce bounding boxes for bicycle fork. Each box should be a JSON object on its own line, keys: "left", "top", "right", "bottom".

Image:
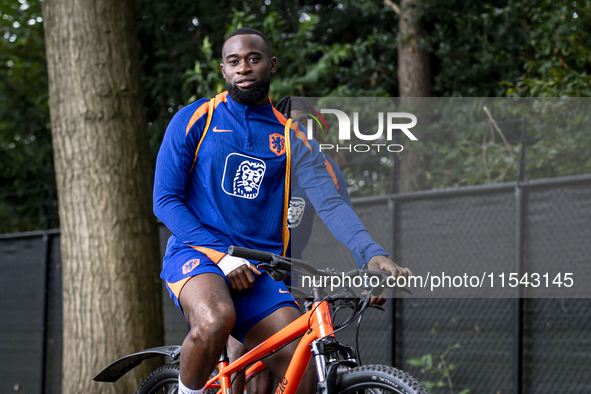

{"left": 311, "top": 335, "right": 359, "bottom": 394}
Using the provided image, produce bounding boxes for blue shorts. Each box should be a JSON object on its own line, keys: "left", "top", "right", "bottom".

{"left": 161, "top": 240, "right": 298, "bottom": 342}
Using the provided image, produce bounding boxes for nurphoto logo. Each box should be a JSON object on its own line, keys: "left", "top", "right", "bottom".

{"left": 302, "top": 108, "right": 418, "bottom": 153}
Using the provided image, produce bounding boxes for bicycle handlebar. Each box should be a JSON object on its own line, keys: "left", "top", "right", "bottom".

{"left": 228, "top": 246, "right": 275, "bottom": 262}
{"left": 227, "top": 246, "right": 412, "bottom": 294}
{"left": 228, "top": 246, "right": 323, "bottom": 275}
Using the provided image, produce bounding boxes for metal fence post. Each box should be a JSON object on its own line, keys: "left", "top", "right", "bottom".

{"left": 39, "top": 187, "right": 55, "bottom": 393}
{"left": 514, "top": 117, "right": 527, "bottom": 394}
{"left": 389, "top": 139, "right": 401, "bottom": 368}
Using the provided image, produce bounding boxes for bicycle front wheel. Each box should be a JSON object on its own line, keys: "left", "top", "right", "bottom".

{"left": 136, "top": 364, "right": 179, "bottom": 394}
{"left": 334, "top": 365, "right": 430, "bottom": 394}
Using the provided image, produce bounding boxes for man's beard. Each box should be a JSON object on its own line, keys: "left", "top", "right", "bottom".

{"left": 227, "top": 76, "right": 270, "bottom": 105}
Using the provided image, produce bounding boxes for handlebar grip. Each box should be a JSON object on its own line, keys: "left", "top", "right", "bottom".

{"left": 227, "top": 246, "right": 275, "bottom": 262}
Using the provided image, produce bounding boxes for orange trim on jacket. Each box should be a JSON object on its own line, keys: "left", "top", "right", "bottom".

{"left": 323, "top": 158, "right": 339, "bottom": 191}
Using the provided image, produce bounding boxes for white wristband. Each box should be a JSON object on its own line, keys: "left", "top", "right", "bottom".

{"left": 218, "top": 255, "right": 251, "bottom": 276}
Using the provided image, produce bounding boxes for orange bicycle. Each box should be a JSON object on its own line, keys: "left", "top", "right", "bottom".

{"left": 94, "top": 246, "right": 429, "bottom": 394}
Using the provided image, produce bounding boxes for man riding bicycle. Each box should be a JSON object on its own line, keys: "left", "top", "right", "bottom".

{"left": 153, "top": 27, "right": 412, "bottom": 394}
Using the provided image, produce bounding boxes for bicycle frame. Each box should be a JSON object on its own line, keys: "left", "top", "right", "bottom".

{"left": 206, "top": 299, "right": 336, "bottom": 394}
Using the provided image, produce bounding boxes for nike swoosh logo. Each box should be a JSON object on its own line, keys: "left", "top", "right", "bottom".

{"left": 279, "top": 289, "right": 290, "bottom": 294}
{"left": 213, "top": 126, "right": 233, "bottom": 132}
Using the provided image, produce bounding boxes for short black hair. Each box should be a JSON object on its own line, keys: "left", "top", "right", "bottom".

{"left": 222, "top": 27, "right": 272, "bottom": 56}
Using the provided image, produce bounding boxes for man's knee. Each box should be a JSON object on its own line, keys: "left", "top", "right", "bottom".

{"left": 187, "top": 302, "right": 236, "bottom": 343}
{"left": 180, "top": 273, "right": 236, "bottom": 344}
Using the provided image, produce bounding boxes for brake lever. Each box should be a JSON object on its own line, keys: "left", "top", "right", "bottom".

{"left": 257, "top": 261, "right": 289, "bottom": 281}
{"left": 257, "top": 262, "right": 272, "bottom": 272}
{"left": 270, "top": 269, "right": 288, "bottom": 281}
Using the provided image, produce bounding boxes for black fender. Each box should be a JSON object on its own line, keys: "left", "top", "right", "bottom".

{"left": 93, "top": 345, "right": 181, "bottom": 382}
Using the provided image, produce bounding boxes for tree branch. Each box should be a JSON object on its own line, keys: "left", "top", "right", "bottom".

{"left": 384, "top": 0, "right": 401, "bottom": 15}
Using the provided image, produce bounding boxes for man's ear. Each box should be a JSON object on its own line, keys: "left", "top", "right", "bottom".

{"left": 270, "top": 57, "right": 277, "bottom": 74}
{"left": 220, "top": 63, "right": 226, "bottom": 79}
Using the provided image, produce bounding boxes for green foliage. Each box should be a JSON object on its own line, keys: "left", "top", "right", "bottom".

{"left": 506, "top": 0, "right": 591, "bottom": 179}
{"left": 0, "top": 0, "right": 55, "bottom": 232}
{"left": 518, "top": 99, "right": 591, "bottom": 179}
{"left": 134, "top": 0, "right": 243, "bottom": 160}
{"left": 413, "top": 99, "right": 524, "bottom": 189}
{"left": 420, "top": 0, "right": 528, "bottom": 97}
{"left": 397, "top": 0, "right": 591, "bottom": 191}
{"left": 504, "top": 0, "right": 591, "bottom": 97}
{"left": 401, "top": 97, "right": 591, "bottom": 190}
{"left": 183, "top": 36, "right": 226, "bottom": 102}
{"left": 2, "top": 0, "right": 591, "bottom": 232}
{"left": 416, "top": 0, "right": 591, "bottom": 98}
{"left": 408, "top": 343, "right": 470, "bottom": 394}
{"left": 179, "top": 1, "right": 401, "bottom": 103}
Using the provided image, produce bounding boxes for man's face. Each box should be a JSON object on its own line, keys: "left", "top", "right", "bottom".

{"left": 221, "top": 35, "right": 276, "bottom": 106}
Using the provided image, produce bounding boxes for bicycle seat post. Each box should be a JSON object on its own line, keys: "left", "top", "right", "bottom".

{"left": 219, "top": 345, "right": 229, "bottom": 364}
{"left": 216, "top": 344, "right": 233, "bottom": 394}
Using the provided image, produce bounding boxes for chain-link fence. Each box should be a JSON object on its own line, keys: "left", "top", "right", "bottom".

{"left": 303, "top": 175, "right": 591, "bottom": 394}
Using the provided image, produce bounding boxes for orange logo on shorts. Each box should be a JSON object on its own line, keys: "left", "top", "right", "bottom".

{"left": 182, "top": 259, "right": 200, "bottom": 274}
{"left": 269, "top": 133, "right": 286, "bottom": 156}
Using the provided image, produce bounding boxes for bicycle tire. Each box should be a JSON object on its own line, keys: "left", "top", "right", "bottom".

{"left": 136, "top": 364, "right": 179, "bottom": 394}
{"left": 334, "top": 364, "right": 430, "bottom": 394}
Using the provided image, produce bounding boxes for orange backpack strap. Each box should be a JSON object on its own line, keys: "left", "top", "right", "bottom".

{"left": 281, "top": 119, "right": 292, "bottom": 256}
{"left": 189, "top": 97, "right": 216, "bottom": 174}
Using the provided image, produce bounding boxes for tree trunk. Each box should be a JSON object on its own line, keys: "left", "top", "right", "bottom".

{"left": 398, "top": 0, "right": 432, "bottom": 98}
{"left": 398, "top": 0, "right": 431, "bottom": 193}
{"left": 42, "top": 0, "right": 164, "bottom": 392}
